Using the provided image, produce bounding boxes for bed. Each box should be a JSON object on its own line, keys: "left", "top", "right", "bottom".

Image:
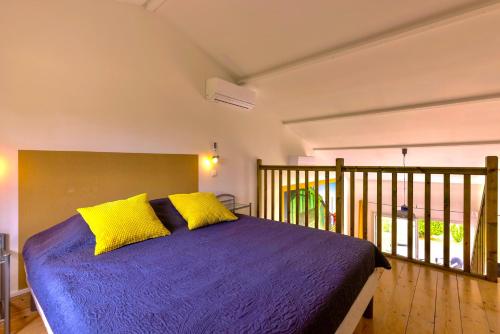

{"left": 23, "top": 197, "right": 390, "bottom": 334}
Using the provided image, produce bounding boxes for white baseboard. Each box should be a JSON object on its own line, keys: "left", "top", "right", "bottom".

{"left": 11, "top": 287, "right": 31, "bottom": 298}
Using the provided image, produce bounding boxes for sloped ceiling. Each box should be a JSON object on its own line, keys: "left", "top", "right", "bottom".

{"left": 154, "top": 0, "right": 484, "bottom": 78}
{"left": 116, "top": 0, "right": 500, "bottom": 166}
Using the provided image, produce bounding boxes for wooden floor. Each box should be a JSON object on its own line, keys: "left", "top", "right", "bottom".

{"left": 355, "top": 258, "right": 499, "bottom": 334}
{"left": 1, "top": 258, "right": 498, "bottom": 334}
{"left": 0, "top": 293, "right": 44, "bottom": 334}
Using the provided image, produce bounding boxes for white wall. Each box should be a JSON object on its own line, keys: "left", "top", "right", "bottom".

{"left": 0, "top": 0, "right": 305, "bottom": 291}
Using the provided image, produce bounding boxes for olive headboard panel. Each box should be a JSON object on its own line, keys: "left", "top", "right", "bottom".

{"left": 18, "top": 150, "right": 198, "bottom": 288}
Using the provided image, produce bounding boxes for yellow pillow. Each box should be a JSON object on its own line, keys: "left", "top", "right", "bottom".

{"left": 77, "top": 193, "right": 170, "bottom": 255}
{"left": 168, "top": 192, "right": 238, "bottom": 230}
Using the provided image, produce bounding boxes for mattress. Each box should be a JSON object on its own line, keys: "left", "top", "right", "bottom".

{"left": 23, "top": 198, "right": 390, "bottom": 334}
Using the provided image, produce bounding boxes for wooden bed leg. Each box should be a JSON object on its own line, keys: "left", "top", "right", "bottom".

{"left": 363, "top": 298, "right": 373, "bottom": 319}
{"left": 30, "top": 293, "right": 37, "bottom": 312}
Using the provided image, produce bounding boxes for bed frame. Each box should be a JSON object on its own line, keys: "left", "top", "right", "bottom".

{"left": 336, "top": 270, "right": 379, "bottom": 333}
{"left": 27, "top": 268, "right": 380, "bottom": 334}
{"left": 29, "top": 287, "right": 54, "bottom": 334}
{"left": 20, "top": 150, "right": 380, "bottom": 333}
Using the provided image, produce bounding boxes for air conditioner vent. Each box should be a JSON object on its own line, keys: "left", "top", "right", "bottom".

{"left": 206, "top": 77, "right": 256, "bottom": 110}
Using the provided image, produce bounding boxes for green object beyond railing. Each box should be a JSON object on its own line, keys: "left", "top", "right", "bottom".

{"left": 289, "top": 188, "right": 334, "bottom": 230}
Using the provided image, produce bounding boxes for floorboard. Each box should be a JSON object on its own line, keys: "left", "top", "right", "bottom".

{"left": 354, "top": 259, "right": 498, "bottom": 333}
{"left": 406, "top": 266, "right": 438, "bottom": 334}
{"left": 476, "top": 277, "right": 500, "bottom": 333}
{"left": 379, "top": 258, "right": 420, "bottom": 333}
{"left": 457, "top": 275, "right": 490, "bottom": 334}
{"left": 434, "top": 271, "right": 462, "bottom": 333}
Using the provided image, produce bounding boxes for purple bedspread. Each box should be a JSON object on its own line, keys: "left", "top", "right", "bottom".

{"left": 23, "top": 198, "right": 390, "bottom": 334}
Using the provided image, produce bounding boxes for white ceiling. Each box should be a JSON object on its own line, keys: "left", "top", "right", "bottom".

{"left": 155, "top": 0, "right": 483, "bottom": 78}
{"left": 117, "top": 0, "right": 500, "bottom": 166}
{"left": 254, "top": 6, "right": 500, "bottom": 121}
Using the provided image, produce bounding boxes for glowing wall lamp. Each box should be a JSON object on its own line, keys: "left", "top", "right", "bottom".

{"left": 201, "top": 143, "right": 219, "bottom": 177}
{"left": 0, "top": 157, "right": 7, "bottom": 180}
{"left": 211, "top": 142, "right": 219, "bottom": 164}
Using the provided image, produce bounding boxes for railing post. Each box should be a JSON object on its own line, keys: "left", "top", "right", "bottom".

{"left": 376, "top": 171, "right": 382, "bottom": 248}
{"left": 271, "top": 169, "right": 275, "bottom": 220}
{"left": 362, "top": 172, "right": 368, "bottom": 240}
{"left": 336, "top": 158, "right": 344, "bottom": 233}
{"left": 443, "top": 174, "right": 450, "bottom": 267}
{"left": 305, "top": 171, "right": 309, "bottom": 227}
{"left": 391, "top": 172, "right": 397, "bottom": 255}
{"left": 464, "top": 175, "right": 471, "bottom": 273}
{"left": 257, "top": 159, "right": 262, "bottom": 218}
{"left": 286, "top": 171, "right": 291, "bottom": 223}
{"left": 279, "top": 170, "right": 283, "bottom": 222}
{"left": 424, "top": 173, "right": 431, "bottom": 264}
{"left": 485, "top": 156, "right": 498, "bottom": 282}
{"left": 325, "top": 171, "right": 330, "bottom": 231}
{"left": 314, "top": 171, "right": 319, "bottom": 229}
{"left": 407, "top": 173, "right": 414, "bottom": 260}
{"left": 296, "top": 170, "right": 300, "bottom": 225}
{"left": 350, "top": 171, "right": 356, "bottom": 237}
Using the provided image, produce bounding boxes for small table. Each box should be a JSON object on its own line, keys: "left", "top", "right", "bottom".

{"left": 216, "top": 194, "right": 252, "bottom": 216}
{"left": 0, "top": 250, "right": 10, "bottom": 334}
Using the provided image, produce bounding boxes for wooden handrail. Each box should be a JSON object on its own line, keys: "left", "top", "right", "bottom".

{"left": 256, "top": 157, "right": 498, "bottom": 282}
{"left": 345, "top": 166, "right": 487, "bottom": 175}
{"left": 260, "top": 164, "right": 487, "bottom": 175}
{"left": 260, "top": 165, "right": 337, "bottom": 171}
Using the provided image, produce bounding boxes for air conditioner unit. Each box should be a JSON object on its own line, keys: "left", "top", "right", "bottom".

{"left": 206, "top": 77, "right": 256, "bottom": 110}
{"left": 288, "top": 156, "right": 316, "bottom": 166}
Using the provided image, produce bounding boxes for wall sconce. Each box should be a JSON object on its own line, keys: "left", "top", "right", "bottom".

{"left": 0, "top": 157, "right": 7, "bottom": 181}
{"left": 211, "top": 142, "right": 219, "bottom": 164}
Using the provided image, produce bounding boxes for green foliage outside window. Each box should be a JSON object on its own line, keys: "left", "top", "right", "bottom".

{"left": 451, "top": 224, "right": 464, "bottom": 243}
{"left": 417, "top": 219, "right": 444, "bottom": 238}
{"left": 381, "top": 217, "right": 464, "bottom": 243}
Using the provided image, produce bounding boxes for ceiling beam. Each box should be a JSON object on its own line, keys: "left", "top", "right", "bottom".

{"left": 144, "top": 0, "right": 167, "bottom": 12}
{"left": 282, "top": 91, "right": 500, "bottom": 125}
{"left": 114, "top": 0, "right": 166, "bottom": 11}
{"left": 314, "top": 139, "right": 500, "bottom": 151}
{"left": 239, "top": 1, "right": 500, "bottom": 84}
{"left": 115, "top": 0, "right": 148, "bottom": 5}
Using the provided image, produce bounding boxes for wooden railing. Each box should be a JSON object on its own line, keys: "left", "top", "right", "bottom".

{"left": 256, "top": 156, "right": 498, "bottom": 282}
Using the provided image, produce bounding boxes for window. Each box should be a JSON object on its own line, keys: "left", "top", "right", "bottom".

{"left": 378, "top": 215, "right": 464, "bottom": 269}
